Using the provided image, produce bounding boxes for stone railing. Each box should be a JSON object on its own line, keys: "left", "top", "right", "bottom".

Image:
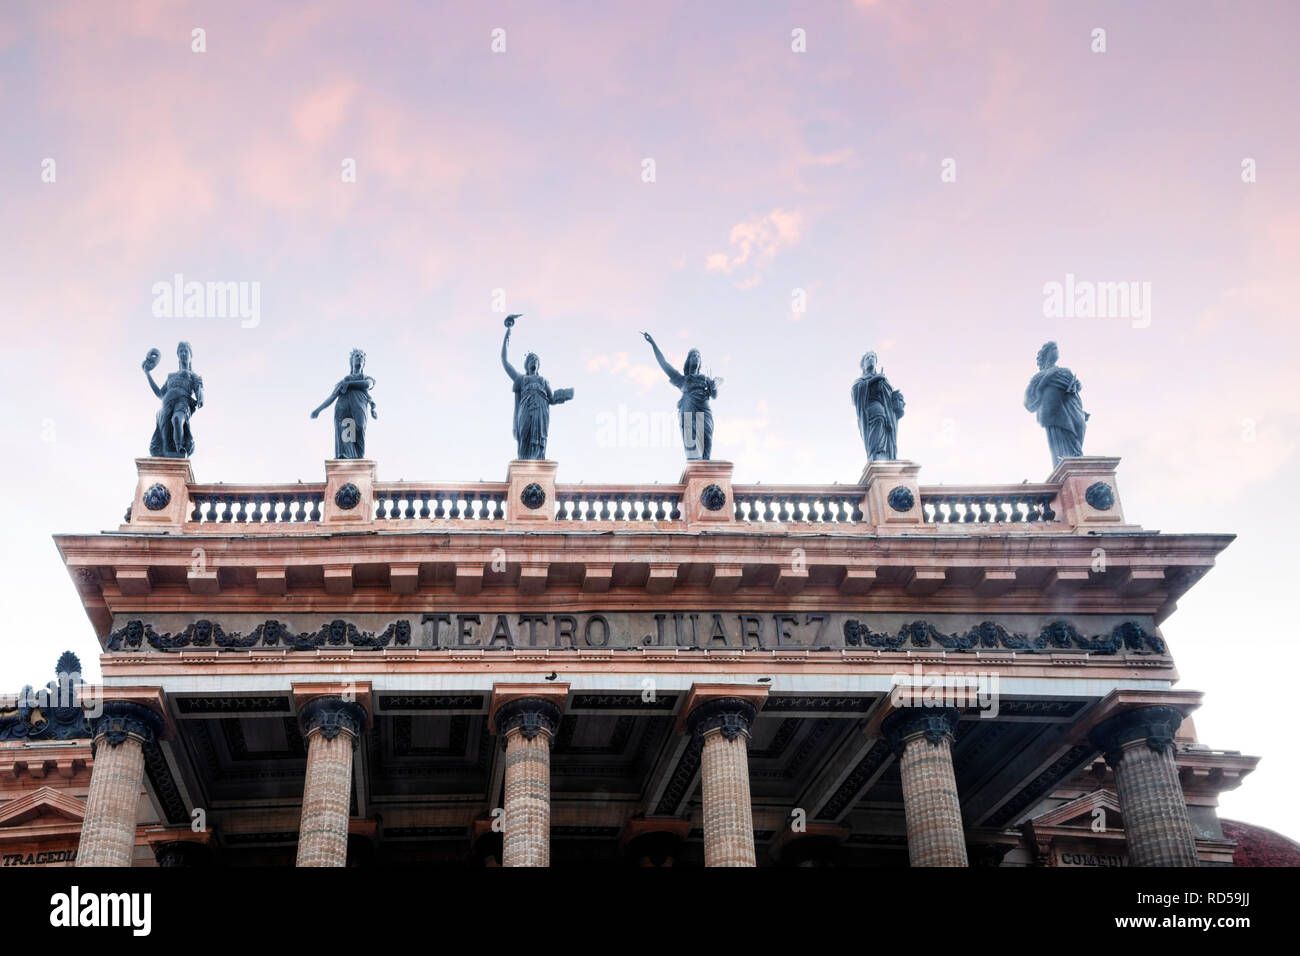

{"left": 372, "top": 483, "right": 509, "bottom": 523}
{"left": 188, "top": 484, "right": 326, "bottom": 525}
{"left": 124, "top": 457, "right": 1132, "bottom": 536}
{"left": 918, "top": 485, "right": 1060, "bottom": 525}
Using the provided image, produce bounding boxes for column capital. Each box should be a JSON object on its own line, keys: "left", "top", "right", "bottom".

{"left": 298, "top": 696, "right": 368, "bottom": 748}
{"left": 1089, "top": 704, "right": 1187, "bottom": 767}
{"left": 90, "top": 700, "right": 163, "bottom": 750}
{"left": 494, "top": 697, "right": 562, "bottom": 748}
{"left": 686, "top": 697, "right": 758, "bottom": 744}
{"left": 882, "top": 707, "right": 960, "bottom": 755}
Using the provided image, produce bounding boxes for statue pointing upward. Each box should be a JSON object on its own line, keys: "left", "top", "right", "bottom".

{"left": 501, "top": 314, "right": 574, "bottom": 460}
{"left": 642, "top": 332, "right": 720, "bottom": 461}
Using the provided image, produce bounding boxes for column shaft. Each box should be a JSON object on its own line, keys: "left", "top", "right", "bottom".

{"left": 897, "top": 734, "right": 968, "bottom": 866}
{"left": 76, "top": 701, "right": 162, "bottom": 868}
{"left": 77, "top": 735, "right": 147, "bottom": 867}
{"left": 1092, "top": 705, "right": 1199, "bottom": 867}
{"left": 687, "top": 697, "right": 759, "bottom": 868}
{"left": 885, "top": 708, "right": 968, "bottom": 867}
{"left": 501, "top": 728, "right": 552, "bottom": 866}
{"left": 296, "top": 730, "right": 355, "bottom": 867}
{"left": 699, "top": 729, "right": 756, "bottom": 866}
{"left": 295, "top": 696, "right": 367, "bottom": 868}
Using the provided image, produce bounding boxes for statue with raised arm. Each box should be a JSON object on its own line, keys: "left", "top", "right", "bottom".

{"left": 851, "top": 351, "right": 905, "bottom": 461}
{"left": 310, "top": 348, "right": 377, "bottom": 459}
{"left": 501, "top": 315, "right": 573, "bottom": 460}
{"left": 1024, "top": 340, "right": 1088, "bottom": 468}
{"left": 641, "top": 332, "right": 720, "bottom": 460}
{"left": 143, "top": 341, "right": 203, "bottom": 458}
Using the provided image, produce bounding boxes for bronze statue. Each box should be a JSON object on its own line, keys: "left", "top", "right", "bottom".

{"left": 311, "top": 349, "right": 377, "bottom": 459}
{"left": 502, "top": 315, "right": 573, "bottom": 460}
{"left": 1024, "top": 340, "right": 1088, "bottom": 467}
{"left": 852, "top": 352, "right": 904, "bottom": 461}
{"left": 642, "top": 332, "right": 720, "bottom": 461}
{"left": 144, "top": 341, "right": 203, "bottom": 458}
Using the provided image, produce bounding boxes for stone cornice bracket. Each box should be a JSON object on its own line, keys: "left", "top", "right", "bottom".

{"left": 493, "top": 697, "right": 562, "bottom": 749}
{"left": 881, "top": 706, "right": 961, "bottom": 756}
{"left": 90, "top": 700, "right": 164, "bottom": 751}
{"left": 686, "top": 697, "right": 758, "bottom": 744}
{"left": 1089, "top": 704, "right": 1188, "bottom": 768}
{"left": 298, "top": 696, "right": 369, "bottom": 749}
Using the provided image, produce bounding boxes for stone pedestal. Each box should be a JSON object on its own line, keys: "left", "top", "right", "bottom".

{"left": 679, "top": 460, "right": 736, "bottom": 527}
{"left": 506, "top": 459, "right": 558, "bottom": 525}
{"left": 76, "top": 701, "right": 164, "bottom": 867}
{"left": 1048, "top": 457, "right": 1135, "bottom": 529}
{"left": 1091, "top": 706, "right": 1199, "bottom": 866}
{"left": 884, "top": 708, "right": 969, "bottom": 867}
{"left": 322, "top": 459, "right": 376, "bottom": 525}
{"left": 686, "top": 697, "right": 760, "bottom": 867}
{"left": 295, "top": 696, "right": 368, "bottom": 867}
{"left": 125, "top": 458, "right": 194, "bottom": 530}
{"left": 860, "top": 460, "right": 923, "bottom": 529}
{"left": 493, "top": 696, "right": 562, "bottom": 866}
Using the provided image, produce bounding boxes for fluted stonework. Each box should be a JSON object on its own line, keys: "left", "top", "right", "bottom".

{"left": 496, "top": 698, "right": 561, "bottom": 867}
{"left": 884, "top": 708, "right": 968, "bottom": 867}
{"left": 77, "top": 701, "right": 163, "bottom": 867}
{"left": 1091, "top": 706, "right": 1199, "bottom": 867}
{"left": 688, "top": 698, "right": 758, "bottom": 867}
{"left": 295, "top": 697, "right": 367, "bottom": 867}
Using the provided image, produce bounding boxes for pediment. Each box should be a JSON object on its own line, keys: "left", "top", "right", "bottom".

{"left": 0, "top": 786, "right": 86, "bottom": 827}
{"left": 1030, "top": 790, "right": 1122, "bottom": 831}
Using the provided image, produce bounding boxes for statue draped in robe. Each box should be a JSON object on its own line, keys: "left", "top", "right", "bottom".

{"left": 1024, "top": 340, "right": 1088, "bottom": 468}
{"left": 502, "top": 321, "right": 573, "bottom": 460}
{"left": 852, "top": 352, "right": 904, "bottom": 461}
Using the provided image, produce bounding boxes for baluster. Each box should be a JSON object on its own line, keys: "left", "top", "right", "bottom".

{"left": 190, "top": 497, "right": 203, "bottom": 522}
{"left": 669, "top": 496, "right": 682, "bottom": 521}
{"left": 1009, "top": 495, "right": 1025, "bottom": 522}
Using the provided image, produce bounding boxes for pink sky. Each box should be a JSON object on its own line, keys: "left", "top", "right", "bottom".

{"left": 2, "top": 0, "right": 1298, "bottom": 838}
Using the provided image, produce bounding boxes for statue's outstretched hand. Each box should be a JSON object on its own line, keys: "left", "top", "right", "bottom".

{"left": 310, "top": 410, "right": 320, "bottom": 419}
{"left": 642, "top": 332, "right": 654, "bottom": 344}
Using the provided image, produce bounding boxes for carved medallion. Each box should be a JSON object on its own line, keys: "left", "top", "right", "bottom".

{"left": 335, "top": 482, "right": 361, "bottom": 510}
{"left": 521, "top": 483, "right": 546, "bottom": 510}
{"left": 143, "top": 483, "right": 171, "bottom": 510}
{"left": 701, "top": 484, "right": 727, "bottom": 512}
{"left": 887, "top": 485, "right": 915, "bottom": 512}
{"left": 1084, "top": 482, "right": 1114, "bottom": 510}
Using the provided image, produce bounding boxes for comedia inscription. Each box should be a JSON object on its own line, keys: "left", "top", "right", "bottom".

{"left": 105, "top": 611, "right": 1166, "bottom": 656}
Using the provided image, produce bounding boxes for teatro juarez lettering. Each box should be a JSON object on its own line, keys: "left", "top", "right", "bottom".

{"left": 422, "top": 610, "right": 832, "bottom": 648}
{"left": 105, "top": 610, "right": 1164, "bottom": 656}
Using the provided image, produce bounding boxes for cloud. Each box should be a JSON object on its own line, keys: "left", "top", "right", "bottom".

{"left": 706, "top": 208, "right": 806, "bottom": 286}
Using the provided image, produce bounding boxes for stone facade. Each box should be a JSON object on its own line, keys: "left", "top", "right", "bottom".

{"left": 0, "top": 455, "right": 1256, "bottom": 866}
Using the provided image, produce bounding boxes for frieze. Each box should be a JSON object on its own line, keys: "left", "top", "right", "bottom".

{"left": 105, "top": 610, "right": 1165, "bottom": 656}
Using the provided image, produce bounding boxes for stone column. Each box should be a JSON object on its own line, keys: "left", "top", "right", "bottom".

{"left": 687, "top": 698, "right": 759, "bottom": 867}
{"left": 77, "top": 701, "right": 163, "bottom": 867}
{"left": 884, "top": 708, "right": 968, "bottom": 867}
{"left": 1090, "top": 706, "right": 1199, "bottom": 867}
{"left": 495, "top": 697, "right": 561, "bottom": 867}
{"left": 295, "top": 696, "right": 368, "bottom": 867}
